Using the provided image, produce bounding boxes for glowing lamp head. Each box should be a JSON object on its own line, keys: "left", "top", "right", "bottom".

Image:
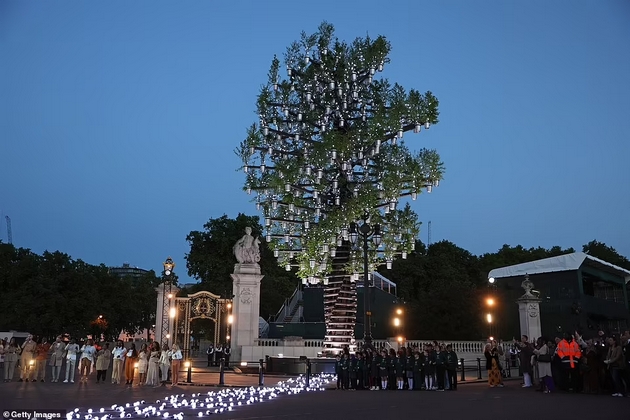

{"left": 163, "top": 257, "right": 175, "bottom": 276}
{"left": 488, "top": 277, "right": 495, "bottom": 284}
{"left": 486, "top": 298, "right": 495, "bottom": 306}
{"left": 486, "top": 314, "right": 493, "bottom": 323}
{"left": 397, "top": 336, "right": 403, "bottom": 343}
{"left": 396, "top": 309, "right": 402, "bottom": 315}
{"left": 393, "top": 318, "right": 400, "bottom": 327}
{"left": 184, "top": 361, "right": 191, "bottom": 368}
{"left": 228, "top": 315, "right": 234, "bottom": 324}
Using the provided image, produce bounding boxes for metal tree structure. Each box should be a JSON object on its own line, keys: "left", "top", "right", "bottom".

{"left": 237, "top": 23, "right": 444, "bottom": 353}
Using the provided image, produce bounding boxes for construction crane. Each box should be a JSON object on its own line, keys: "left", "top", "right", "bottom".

{"left": 5, "top": 216, "right": 12, "bottom": 244}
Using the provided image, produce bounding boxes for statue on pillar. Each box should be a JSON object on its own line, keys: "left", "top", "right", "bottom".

{"left": 520, "top": 274, "right": 536, "bottom": 298}
{"left": 233, "top": 227, "right": 261, "bottom": 264}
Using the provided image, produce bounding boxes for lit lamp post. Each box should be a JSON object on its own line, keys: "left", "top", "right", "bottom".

{"left": 487, "top": 277, "right": 497, "bottom": 339}
{"left": 349, "top": 214, "right": 382, "bottom": 349}
{"left": 227, "top": 303, "right": 233, "bottom": 345}
{"left": 486, "top": 313, "right": 493, "bottom": 338}
{"left": 393, "top": 308, "right": 403, "bottom": 348}
{"left": 161, "top": 257, "right": 176, "bottom": 348}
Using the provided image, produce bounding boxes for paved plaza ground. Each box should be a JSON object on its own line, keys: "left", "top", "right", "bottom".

{"left": 1, "top": 375, "right": 626, "bottom": 420}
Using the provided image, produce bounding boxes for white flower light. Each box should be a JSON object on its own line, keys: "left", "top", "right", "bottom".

{"left": 68, "top": 374, "right": 335, "bottom": 419}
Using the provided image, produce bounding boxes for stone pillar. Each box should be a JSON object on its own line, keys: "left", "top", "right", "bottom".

{"left": 155, "top": 283, "right": 179, "bottom": 347}
{"left": 155, "top": 285, "right": 165, "bottom": 345}
{"left": 516, "top": 275, "right": 542, "bottom": 341}
{"left": 230, "top": 263, "right": 264, "bottom": 362}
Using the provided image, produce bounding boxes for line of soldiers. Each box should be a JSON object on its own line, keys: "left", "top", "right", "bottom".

{"left": 206, "top": 343, "right": 231, "bottom": 367}
{"left": 334, "top": 343, "right": 459, "bottom": 391}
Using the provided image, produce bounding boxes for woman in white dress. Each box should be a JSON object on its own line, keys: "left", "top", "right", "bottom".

{"left": 145, "top": 342, "right": 160, "bottom": 386}
{"left": 137, "top": 343, "right": 148, "bottom": 385}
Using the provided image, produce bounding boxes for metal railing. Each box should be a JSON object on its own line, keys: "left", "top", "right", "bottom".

{"left": 273, "top": 287, "right": 302, "bottom": 323}
{"left": 356, "top": 272, "right": 397, "bottom": 296}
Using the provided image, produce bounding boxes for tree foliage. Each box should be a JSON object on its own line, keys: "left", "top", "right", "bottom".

{"left": 236, "top": 22, "right": 444, "bottom": 281}
{"left": 0, "top": 243, "right": 160, "bottom": 340}
{"left": 582, "top": 240, "right": 630, "bottom": 270}
{"left": 185, "top": 213, "right": 298, "bottom": 318}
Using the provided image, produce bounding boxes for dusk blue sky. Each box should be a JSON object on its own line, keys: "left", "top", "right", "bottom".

{"left": 1, "top": 1, "right": 629, "bottom": 285}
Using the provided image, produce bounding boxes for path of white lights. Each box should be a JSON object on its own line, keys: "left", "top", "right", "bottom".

{"left": 66, "top": 374, "right": 335, "bottom": 419}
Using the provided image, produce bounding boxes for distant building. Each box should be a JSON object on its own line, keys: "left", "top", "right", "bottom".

{"left": 488, "top": 252, "right": 630, "bottom": 339}
{"left": 109, "top": 262, "right": 150, "bottom": 278}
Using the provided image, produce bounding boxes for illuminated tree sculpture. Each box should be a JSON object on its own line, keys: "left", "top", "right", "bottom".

{"left": 237, "top": 23, "right": 444, "bottom": 353}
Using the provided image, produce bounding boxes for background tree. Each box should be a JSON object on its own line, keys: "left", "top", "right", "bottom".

{"left": 583, "top": 240, "right": 630, "bottom": 270}
{"left": 385, "top": 240, "right": 481, "bottom": 339}
{"left": 185, "top": 213, "right": 297, "bottom": 318}
{"left": 236, "top": 22, "right": 444, "bottom": 350}
{"left": 0, "top": 242, "right": 159, "bottom": 340}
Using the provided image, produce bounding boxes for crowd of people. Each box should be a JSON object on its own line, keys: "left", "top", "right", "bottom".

{"left": 334, "top": 342, "right": 459, "bottom": 391}
{"left": 484, "top": 330, "right": 629, "bottom": 397}
{"left": 0, "top": 335, "right": 186, "bottom": 386}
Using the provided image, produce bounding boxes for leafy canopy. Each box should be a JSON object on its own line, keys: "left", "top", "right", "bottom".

{"left": 236, "top": 22, "right": 444, "bottom": 282}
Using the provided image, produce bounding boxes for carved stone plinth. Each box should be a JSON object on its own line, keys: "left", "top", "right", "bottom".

{"left": 516, "top": 275, "right": 542, "bottom": 340}
{"left": 230, "top": 263, "right": 264, "bottom": 361}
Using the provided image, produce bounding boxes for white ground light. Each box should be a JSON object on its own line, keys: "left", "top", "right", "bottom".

{"left": 66, "top": 374, "right": 335, "bottom": 419}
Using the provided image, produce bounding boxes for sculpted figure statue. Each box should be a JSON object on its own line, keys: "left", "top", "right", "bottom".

{"left": 521, "top": 274, "right": 535, "bottom": 296}
{"left": 233, "top": 227, "right": 261, "bottom": 264}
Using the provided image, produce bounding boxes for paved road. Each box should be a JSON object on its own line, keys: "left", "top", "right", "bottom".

{"left": 1, "top": 378, "right": 626, "bottom": 420}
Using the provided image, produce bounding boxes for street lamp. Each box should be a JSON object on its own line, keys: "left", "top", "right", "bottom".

{"left": 349, "top": 214, "right": 382, "bottom": 349}
{"left": 161, "top": 257, "right": 176, "bottom": 348}
{"left": 224, "top": 293, "right": 233, "bottom": 348}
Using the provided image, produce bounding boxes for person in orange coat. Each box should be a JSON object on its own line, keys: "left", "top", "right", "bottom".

{"left": 556, "top": 332, "right": 582, "bottom": 392}
{"left": 35, "top": 338, "right": 51, "bottom": 382}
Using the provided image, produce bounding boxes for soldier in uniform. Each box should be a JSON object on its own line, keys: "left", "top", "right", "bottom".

{"left": 19, "top": 334, "right": 37, "bottom": 382}
{"left": 405, "top": 348, "right": 414, "bottom": 390}
{"left": 445, "top": 344, "right": 459, "bottom": 390}
{"left": 49, "top": 336, "right": 66, "bottom": 383}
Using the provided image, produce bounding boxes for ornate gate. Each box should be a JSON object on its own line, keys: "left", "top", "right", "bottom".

{"left": 173, "top": 291, "right": 230, "bottom": 358}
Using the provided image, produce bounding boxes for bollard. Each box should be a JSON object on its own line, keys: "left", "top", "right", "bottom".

{"left": 258, "top": 359, "right": 264, "bottom": 386}
{"left": 219, "top": 358, "right": 225, "bottom": 386}
{"left": 476, "top": 358, "right": 482, "bottom": 380}
{"left": 460, "top": 358, "right": 465, "bottom": 382}
{"left": 305, "top": 359, "right": 311, "bottom": 389}
{"left": 186, "top": 361, "right": 192, "bottom": 383}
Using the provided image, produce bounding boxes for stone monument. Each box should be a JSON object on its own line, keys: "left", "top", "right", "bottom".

{"left": 230, "top": 227, "right": 264, "bottom": 361}
{"left": 517, "top": 274, "right": 542, "bottom": 340}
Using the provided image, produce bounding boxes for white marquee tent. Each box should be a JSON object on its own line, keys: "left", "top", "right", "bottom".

{"left": 488, "top": 252, "right": 630, "bottom": 284}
